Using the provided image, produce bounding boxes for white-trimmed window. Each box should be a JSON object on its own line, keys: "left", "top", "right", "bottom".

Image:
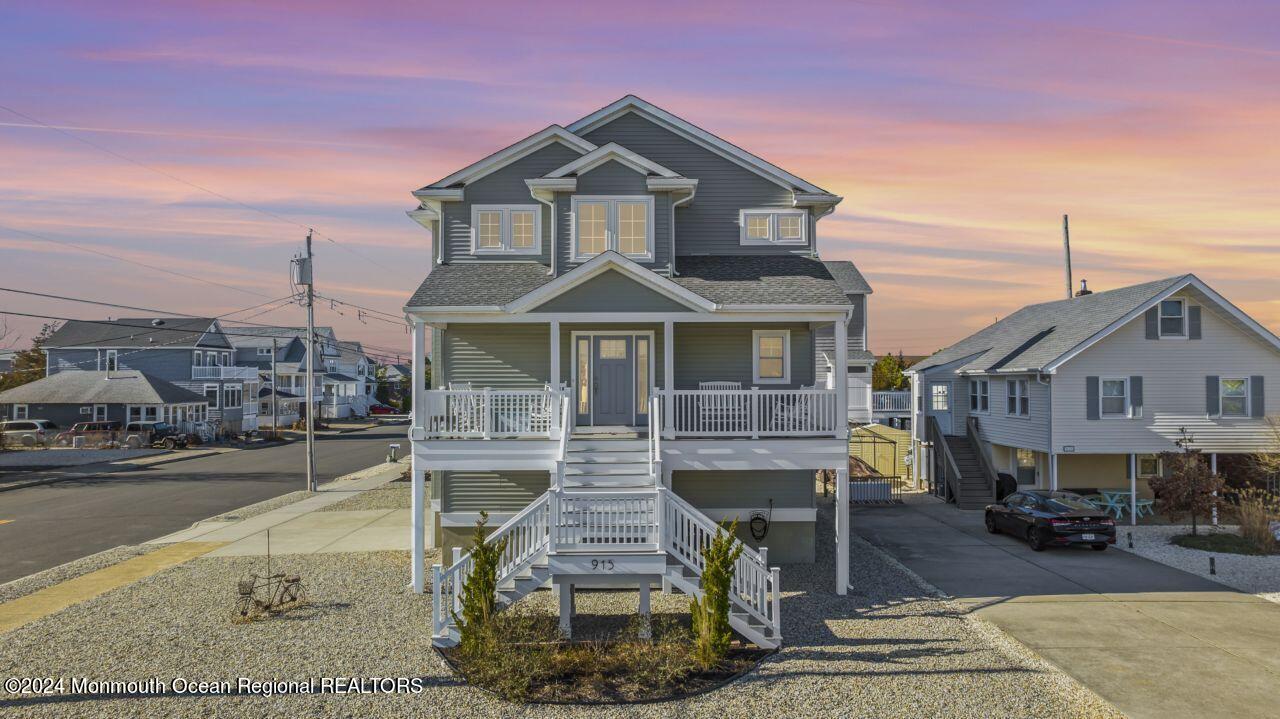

{"left": 204, "top": 384, "right": 220, "bottom": 408}
{"left": 1006, "top": 379, "right": 1030, "bottom": 417}
{"left": 969, "top": 379, "right": 989, "bottom": 413}
{"left": 1138, "top": 454, "right": 1162, "bottom": 478}
{"left": 470, "top": 204, "right": 541, "bottom": 255}
{"left": 931, "top": 384, "right": 950, "bottom": 411}
{"left": 571, "top": 196, "right": 654, "bottom": 261}
{"left": 1101, "top": 378, "right": 1130, "bottom": 417}
{"left": 102, "top": 349, "right": 118, "bottom": 371}
{"left": 752, "top": 329, "right": 790, "bottom": 384}
{"left": 256, "top": 347, "right": 273, "bottom": 357}
{"left": 13, "top": 404, "right": 28, "bottom": 420}
{"left": 1159, "top": 299, "right": 1186, "bottom": 337}
{"left": 1220, "top": 377, "right": 1249, "bottom": 417}
{"left": 223, "top": 385, "right": 243, "bottom": 410}
{"left": 739, "top": 209, "right": 808, "bottom": 246}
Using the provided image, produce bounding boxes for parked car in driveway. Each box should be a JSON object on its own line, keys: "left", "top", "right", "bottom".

{"left": 985, "top": 490, "right": 1117, "bottom": 551}
{"left": 123, "top": 421, "right": 190, "bottom": 449}
{"left": 0, "top": 419, "right": 60, "bottom": 447}
{"left": 53, "top": 421, "right": 123, "bottom": 447}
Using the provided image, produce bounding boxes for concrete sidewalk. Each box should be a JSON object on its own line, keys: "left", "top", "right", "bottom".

{"left": 853, "top": 494, "right": 1280, "bottom": 719}
{"left": 148, "top": 461, "right": 408, "bottom": 556}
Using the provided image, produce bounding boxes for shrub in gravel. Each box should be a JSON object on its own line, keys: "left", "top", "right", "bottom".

{"left": 690, "top": 519, "right": 743, "bottom": 670}
{"left": 457, "top": 511, "right": 507, "bottom": 652}
{"left": 1152, "top": 437, "right": 1225, "bottom": 536}
{"left": 1237, "top": 488, "right": 1280, "bottom": 553}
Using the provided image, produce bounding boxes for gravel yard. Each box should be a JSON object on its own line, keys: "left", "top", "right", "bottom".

{"left": 1115, "top": 523, "right": 1280, "bottom": 604}
{"left": 0, "top": 545, "right": 150, "bottom": 605}
{"left": 0, "top": 496, "right": 1118, "bottom": 718}
{"left": 318, "top": 481, "right": 411, "bottom": 512}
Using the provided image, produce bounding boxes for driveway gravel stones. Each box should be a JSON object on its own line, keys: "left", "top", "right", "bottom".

{"left": 1117, "top": 523, "right": 1280, "bottom": 604}
{"left": 0, "top": 496, "right": 1119, "bottom": 717}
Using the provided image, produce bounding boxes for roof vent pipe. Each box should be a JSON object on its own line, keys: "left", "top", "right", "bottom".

{"left": 1075, "top": 279, "right": 1093, "bottom": 297}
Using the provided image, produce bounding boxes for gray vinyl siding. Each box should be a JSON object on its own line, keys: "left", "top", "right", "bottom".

{"left": 440, "top": 324, "right": 551, "bottom": 388}
{"left": 442, "top": 470, "right": 550, "bottom": 512}
{"left": 443, "top": 142, "right": 581, "bottom": 265}
{"left": 1051, "top": 293, "right": 1280, "bottom": 454}
{"left": 531, "top": 270, "right": 692, "bottom": 313}
{"left": 555, "top": 189, "right": 671, "bottom": 272}
{"left": 575, "top": 159, "right": 649, "bottom": 194}
{"left": 47, "top": 348, "right": 194, "bottom": 382}
{"left": 582, "top": 112, "right": 805, "bottom": 256}
{"left": 674, "top": 323, "right": 813, "bottom": 389}
{"left": 672, "top": 470, "right": 815, "bottom": 509}
{"left": 974, "top": 375, "right": 1051, "bottom": 453}
{"left": 814, "top": 295, "right": 868, "bottom": 384}
{"left": 46, "top": 349, "right": 101, "bottom": 374}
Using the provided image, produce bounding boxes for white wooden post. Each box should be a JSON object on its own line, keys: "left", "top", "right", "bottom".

{"left": 482, "top": 387, "right": 492, "bottom": 439}
{"left": 1049, "top": 452, "right": 1058, "bottom": 491}
{"left": 1211, "top": 453, "right": 1219, "bottom": 526}
{"left": 1129, "top": 453, "right": 1138, "bottom": 527}
{"left": 550, "top": 320, "right": 561, "bottom": 392}
{"left": 663, "top": 320, "right": 674, "bottom": 438}
{"left": 410, "top": 318, "right": 426, "bottom": 594}
{"left": 836, "top": 465, "right": 849, "bottom": 595}
{"left": 637, "top": 581, "right": 652, "bottom": 639}
{"left": 411, "top": 319, "right": 426, "bottom": 431}
{"left": 834, "top": 317, "right": 848, "bottom": 438}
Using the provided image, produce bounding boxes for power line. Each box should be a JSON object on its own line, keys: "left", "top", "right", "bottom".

{"left": 0, "top": 104, "right": 414, "bottom": 280}
{"left": 312, "top": 292, "right": 405, "bottom": 322}
{"left": 0, "top": 222, "right": 275, "bottom": 299}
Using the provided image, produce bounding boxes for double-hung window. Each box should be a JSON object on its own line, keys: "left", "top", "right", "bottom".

{"left": 969, "top": 379, "right": 989, "bottom": 412}
{"left": 571, "top": 196, "right": 653, "bottom": 261}
{"left": 256, "top": 347, "right": 273, "bottom": 357}
{"left": 1220, "top": 378, "right": 1249, "bottom": 417}
{"left": 752, "top": 330, "right": 790, "bottom": 384}
{"left": 223, "top": 385, "right": 243, "bottom": 410}
{"left": 470, "top": 205, "right": 541, "bottom": 255}
{"left": 1101, "top": 378, "right": 1130, "bottom": 417}
{"left": 1006, "top": 379, "right": 1030, "bottom": 416}
{"left": 739, "top": 209, "right": 807, "bottom": 246}
{"left": 204, "top": 384, "right": 220, "bottom": 408}
{"left": 1159, "top": 299, "right": 1186, "bottom": 337}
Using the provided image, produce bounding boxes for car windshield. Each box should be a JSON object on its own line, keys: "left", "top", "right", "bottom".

{"left": 153, "top": 423, "right": 171, "bottom": 431}
{"left": 1044, "top": 493, "right": 1100, "bottom": 512}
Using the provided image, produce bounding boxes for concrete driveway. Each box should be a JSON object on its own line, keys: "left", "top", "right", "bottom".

{"left": 853, "top": 495, "right": 1280, "bottom": 719}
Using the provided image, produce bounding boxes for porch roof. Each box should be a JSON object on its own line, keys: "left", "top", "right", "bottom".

{"left": 405, "top": 256, "right": 864, "bottom": 310}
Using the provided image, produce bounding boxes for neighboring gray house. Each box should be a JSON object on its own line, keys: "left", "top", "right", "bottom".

{"left": 0, "top": 349, "right": 16, "bottom": 374}
{"left": 230, "top": 326, "right": 373, "bottom": 419}
{"left": 43, "top": 317, "right": 258, "bottom": 432}
{"left": 0, "top": 370, "right": 208, "bottom": 427}
{"left": 908, "top": 275, "right": 1280, "bottom": 515}
{"left": 406, "top": 96, "right": 873, "bottom": 648}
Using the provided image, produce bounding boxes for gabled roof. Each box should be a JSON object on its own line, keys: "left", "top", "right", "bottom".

{"left": 420, "top": 125, "right": 596, "bottom": 190}
{"left": 911, "top": 274, "right": 1280, "bottom": 375}
{"left": 543, "top": 142, "right": 682, "bottom": 179}
{"left": 0, "top": 371, "right": 207, "bottom": 405}
{"left": 505, "top": 252, "right": 716, "bottom": 313}
{"left": 822, "top": 261, "right": 873, "bottom": 295}
{"left": 566, "top": 95, "right": 835, "bottom": 197}
{"left": 45, "top": 317, "right": 225, "bottom": 350}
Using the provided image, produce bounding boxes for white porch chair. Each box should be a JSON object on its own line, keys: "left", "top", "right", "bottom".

{"left": 697, "top": 381, "right": 747, "bottom": 432}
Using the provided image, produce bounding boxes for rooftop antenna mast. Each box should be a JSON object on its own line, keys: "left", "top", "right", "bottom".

{"left": 1062, "top": 214, "right": 1073, "bottom": 300}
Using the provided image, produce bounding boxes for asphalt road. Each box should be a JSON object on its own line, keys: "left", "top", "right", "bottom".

{"left": 0, "top": 425, "right": 407, "bottom": 584}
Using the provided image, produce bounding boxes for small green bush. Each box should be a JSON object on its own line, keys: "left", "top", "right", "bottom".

{"left": 456, "top": 511, "right": 508, "bottom": 652}
{"left": 690, "top": 519, "right": 743, "bottom": 670}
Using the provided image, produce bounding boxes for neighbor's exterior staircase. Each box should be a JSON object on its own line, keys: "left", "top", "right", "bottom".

{"left": 431, "top": 398, "right": 782, "bottom": 649}
{"left": 943, "top": 436, "right": 996, "bottom": 509}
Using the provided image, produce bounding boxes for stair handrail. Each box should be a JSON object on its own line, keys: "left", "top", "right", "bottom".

{"left": 926, "top": 414, "right": 963, "bottom": 503}
{"left": 659, "top": 487, "right": 779, "bottom": 637}
{"left": 554, "top": 393, "right": 570, "bottom": 489}
{"left": 965, "top": 416, "right": 999, "bottom": 499}
{"left": 431, "top": 492, "right": 552, "bottom": 640}
{"left": 649, "top": 395, "right": 662, "bottom": 485}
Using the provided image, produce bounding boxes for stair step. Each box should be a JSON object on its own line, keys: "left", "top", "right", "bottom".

{"left": 564, "top": 463, "right": 651, "bottom": 476}
{"left": 567, "top": 439, "right": 649, "bottom": 452}
{"left": 565, "top": 451, "right": 651, "bottom": 464}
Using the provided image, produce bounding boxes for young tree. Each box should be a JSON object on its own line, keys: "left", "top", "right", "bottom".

{"left": 690, "top": 519, "right": 743, "bottom": 669}
{"left": 872, "top": 354, "right": 907, "bottom": 392}
{"left": 0, "top": 323, "right": 55, "bottom": 392}
{"left": 374, "top": 367, "right": 391, "bottom": 405}
{"left": 456, "top": 511, "right": 508, "bottom": 651}
{"left": 1149, "top": 429, "right": 1226, "bottom": 536}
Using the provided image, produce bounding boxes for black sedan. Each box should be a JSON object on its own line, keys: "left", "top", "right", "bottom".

{"left": 985, "top": 490, "right": 1116, "bottom": 551}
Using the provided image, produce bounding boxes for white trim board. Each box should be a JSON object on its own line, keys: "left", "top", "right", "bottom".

{"left": 545, "top": 142, "right": 681, "bottom": 179}
{"left": 570, "top": 330, "right": 656, "bottom": 427}
{"left": 503, "top": 251, "right": 717, "bottom": 313}
{"left": 423, "top": 125, "right": 596, "bottom": 189}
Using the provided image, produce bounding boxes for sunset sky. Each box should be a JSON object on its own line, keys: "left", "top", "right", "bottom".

{"left": 2, "top": 1, "right": 1278, "bottom": 360}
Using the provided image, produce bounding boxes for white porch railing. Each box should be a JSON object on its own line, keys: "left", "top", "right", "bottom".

{"left": 422, "top": 388, "right": 560, "bottom": 439}
{"left": 873, "top": 391, "right": 912, "bottom": 413}
{"left": 551, "top": 491, "right": 660, "bottom": 550}
{"left": 660, "top": 388, "right": 839, "bottom": 438}
{"left": 191, "top": 365, "right": 258, "bottom": 380}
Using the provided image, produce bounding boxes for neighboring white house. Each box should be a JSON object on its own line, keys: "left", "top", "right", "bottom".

{"left": 908, "top": 275, "right": 1280, "bottom": 516}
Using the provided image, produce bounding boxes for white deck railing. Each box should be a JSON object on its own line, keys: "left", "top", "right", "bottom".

{"left": 192, "top": 365, "right": 258, "bottom": 380}
{"left": 552, "top": 491, "right": 660, "bottom": 550}
{"left": 660, "top": 388, "right": 839, "bottom": 438}
{"left": 872, "top": 390, "right": 912, "bottom": 413}
{"left": 421, "top": 388, "right": 560, "bottom": 439}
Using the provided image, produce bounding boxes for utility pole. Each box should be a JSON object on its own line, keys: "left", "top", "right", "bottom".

{"left": 293, "top": 230, "right": 317, "bottom": 493}
{"left": 270, "top": 337, "right": 278, "bottom": 438}
{"left": 1062, "top": 214, "right": 1073, "bottom": 300}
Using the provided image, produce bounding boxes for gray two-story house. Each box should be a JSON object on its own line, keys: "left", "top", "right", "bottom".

{"left": 405, "top": 96, "right": 873, "bottom": 648}
{"left": 42, "top": 317, "right": 258, "bottom": 432}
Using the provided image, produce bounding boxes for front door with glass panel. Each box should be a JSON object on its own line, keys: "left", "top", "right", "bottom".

{"left": 592, "top": 336, "right": 633, "bottom": 425}
{"left": 930, "top": 382, "right": 952, "bottom": 434}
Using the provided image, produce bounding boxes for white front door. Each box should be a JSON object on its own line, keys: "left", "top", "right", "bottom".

{"left": 929, "top": 382, "right": 953, "bottom": 434}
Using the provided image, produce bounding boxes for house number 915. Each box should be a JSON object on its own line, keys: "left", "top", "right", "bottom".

{"left": 591, "top": 559, "right": 615, "bottom": 572}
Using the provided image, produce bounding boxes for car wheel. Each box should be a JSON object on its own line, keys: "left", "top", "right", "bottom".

{"left": 163, "top": 437, "right": 177, "bottom": 450}
{"left": 1027, "top": 527, "right": 1047, "bottom": 552}
{"left": 985, "top": 512, "right": 999, "bottom": 534}
{"left": 20, "top": 435, "right": 35, "bottom": 447}
{"left": 1091, "top": 544, "right": 1107, "bottom": 552}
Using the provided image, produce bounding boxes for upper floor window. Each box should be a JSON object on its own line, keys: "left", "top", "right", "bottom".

{"left": 1006, "top": 379, "right": 1030, "bottom": 416}
{"left": 739, "top": 209, "right": 807, "bottom": 246}
{"left": 969, "top": 379, "right": 988, "bottom": 413}
{"left": 571, "top": 196, "right": 653, "bottom": 261}
{"left": 1159, "top": 299, "right": 1186, "bottom": 337}
{"left": 1101, "top": 378, "right": 1130, "bottom": 417}
{"left": 1220, "top": 377, "right": 1249, "bottom": 417}
{"left": 752, "top": 329, "right": 790, "bottom": 384}
{"left": 256, "top": 347, "right": 273, "bottom": 357}
{"left": 470, "top": 204, "right": 540, "bottom": 255}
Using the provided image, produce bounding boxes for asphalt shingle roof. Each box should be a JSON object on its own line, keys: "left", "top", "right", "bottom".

{"left": 405, "top": 256, "right": 864, "bottom": 308}
{"left": 913, "top": 276, "right": 1190, "bottom": 374}
{"left": 45, "top": 318, "right": 223, "bottom": 349}
{"left": 0, "top": 371, "right": 207, "bottom": 405}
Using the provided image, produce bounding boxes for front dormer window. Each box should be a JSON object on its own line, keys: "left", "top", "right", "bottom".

{"left": 470, "top": 205, "right": 540, "bottom": 255}
{"left": 571, "top": 196, "right": 654, "bottom": 261}
{"left": 1159, "top": 299, "right": 1186, "bottom": 337}
{"left": 739, "top": 209, "right": 807, "bottom": 246}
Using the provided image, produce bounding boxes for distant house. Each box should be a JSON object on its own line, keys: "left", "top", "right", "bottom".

{"left": 229, "top": 326, "right": 374, "bottom": 419}
{"left": 0, "top": 349, "right": 16, "bottom": 374}
{"left": 909, "top": 275, "right": 1280, "bottom": 514}
{"left": 0, "top": 370, "right": 208, "bottom": 426}
{"left": 382, "top": 362, "right": 413, "bottom": 405}
{"left": 43, "top": 317, "right": 257, "bottom": 432}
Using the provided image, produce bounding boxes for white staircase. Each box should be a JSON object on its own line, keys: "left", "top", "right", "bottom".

{"left": 430, "top": 397, "right": 782, "bottom": 649}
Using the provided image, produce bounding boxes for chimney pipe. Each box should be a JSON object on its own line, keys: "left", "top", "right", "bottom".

{"left": 1062, "top": 214, "right": 1073, "bottom": 300}
{"left": 1075, "top": 279, "right": 1093, "bottom": 297}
